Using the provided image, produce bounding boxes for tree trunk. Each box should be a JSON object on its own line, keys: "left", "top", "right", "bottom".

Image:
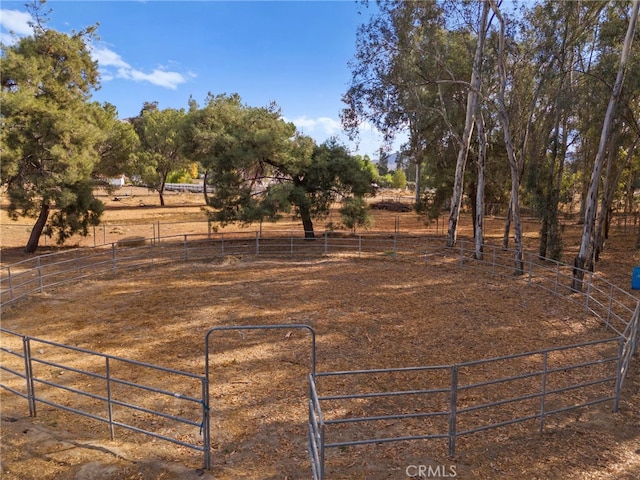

{"left": 572, "top": 0, "right": 639, "bottom": 291}
{"left": 414, "top": 160, "right": 421, "bottom": 204}
{"left": 502, "top": 199, "right": 512, "bottom": 250}
{"left": 446, "top": 0, "right": 490, "bottom": 247}
{"left": 25, "top": 202, "right": 50, "bottom": 253}
{"left": 594, "top": 132, "right": 618, "bottom": 263}
{"left": 548, "top": 115, "right": 568, "bottom": 261}
{"left": 202, "top": 170, "right": 210, "bottom": 204}
{"left": 300, "top": 203, "right": 315, "bottom": 239}
{"left": 158, "top": 173, "right": 168, "bottom": 207}
{"left": 474, "top": 110, "right": 487, "bottom": 260}
{"left": 490, "top": 0, "right": 524, "bottom": 274}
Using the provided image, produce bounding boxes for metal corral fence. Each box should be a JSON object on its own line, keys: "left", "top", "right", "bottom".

{"left": 1, "top": 232, "right": 639, "bottom": 476}
{"left": 0, "top": 327, "right": 209, "bottom": 458}
{"left": 0, "top": 231, "right": 432, "bottom": 306}
{"left": 1, "top": 210, "right": 636, "bottom": 248}
{"left": 308, "top": 336, "right": 624, "bottom": 479}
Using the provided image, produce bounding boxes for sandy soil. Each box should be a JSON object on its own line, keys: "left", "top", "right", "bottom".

{"left": 1, "top": 188, "right": 639, "bottom": 479}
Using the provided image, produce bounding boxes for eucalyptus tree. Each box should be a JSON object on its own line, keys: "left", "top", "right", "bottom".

{"left": 130, "top": 103, "right": 189, "bottom": 206}
{"left": 573, "top": 0, "right": 639, "bottom": 290}
{"left": 342, "top": 1, "right": 494, "bottom": 253}
{"left": 444, "top": 1, "right": 491, "bottom": 250}
{"left": 0, "top": 16, "right": 108, "bottom": 252}
{"left": 591, "top": 2, "right": 640, "bottom": 262}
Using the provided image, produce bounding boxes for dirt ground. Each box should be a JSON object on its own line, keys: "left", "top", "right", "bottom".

{"left": 1, "top": 188, "right": 640, "bottom": 479}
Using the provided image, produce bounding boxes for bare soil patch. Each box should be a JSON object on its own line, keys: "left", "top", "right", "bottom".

{"left": 1, "top": 189, "right": 640, "bottom": 479}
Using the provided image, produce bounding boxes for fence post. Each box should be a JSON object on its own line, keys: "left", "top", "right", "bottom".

{"left": 157, "top": 221, "right": 161, "bottom": 244}
{"left": 93, "top": 225, "right": 97, "bottom": 248}
{"left": 528, "top": 253, "right": 534, "bottom": 285}
{"left": 320, "top": 415, "right": 325, "bottom": 480}
{"left": 23, "top": 336, "right": 36, "bottom": 417}
{"left": 492, "top": 245, "right": 496, "bottom": 276}
{"left": 150, "top": 238, "right": 156, "bottom": 268}
{"left": 613, "top": 337, "right": 625, "bottom": 412}
{"left": 153, "top": 223, "right": 157, "bottom": 246}
{"left": 256, "top": 231, "right": 260, "bottom": 256}
{"left": 393, "top": 231, "right": 397, "bottom": 255}
{"left": 605, "top": 285, "right": 614, "bottom": 331}
{"left": 105, "top": 357, "right": 115, "bottom": 440}
{"left": 36, "top": 257, "right": 43, "bottom": 293}
{"left": 7, "top": 266, "right": 14, "bottom": 301}
{"left": 539, "top": 351, "right": 548, "bottom": 433}
{"left": 633, "top": 304, "right": 640, "bottom": 355}
{"left": 290, "top": 233, "right": 294, "bottom": 256}
{"left": 202, "top": 376, "right": 211, "bottom": 470}
{"left": 184, "top": 235, "right": 189, "bottom": 261}
{"left": 358, "top": 235, "right": 362, "bottom": 257}
{"left": 324, "top": 232, "right": 328, "bottom": 255}
{"left": 111, "top": 243, "right": 117, "bottom": 273}
{"left": 448, "top": 365, "right": 458, "bottom": 457}
{"left": 585, "top": 271, "right": 593, "bottom": 312}
{"left": 221, "top": 233, "right": 225, "bottom": 256}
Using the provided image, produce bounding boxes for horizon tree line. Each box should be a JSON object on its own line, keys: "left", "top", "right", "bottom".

{"left": 2, "top": 0, "right": 639, "bottom": 289}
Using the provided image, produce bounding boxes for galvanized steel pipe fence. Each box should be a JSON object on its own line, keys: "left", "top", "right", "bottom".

{"left": 308, "top": 336, "right": 625, "bottom": 479}
{"left": 1, "top": 232, "right": 639, "bottom": 476}
{"left": 0, "top": 327, "right": 209, "bottom": 458}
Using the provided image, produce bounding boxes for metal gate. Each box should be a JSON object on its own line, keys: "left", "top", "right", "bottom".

{"left": 203, "top": 324, "right": 317, "bottom": 471}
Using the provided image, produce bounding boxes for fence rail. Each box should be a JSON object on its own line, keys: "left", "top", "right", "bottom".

{"left": 1, "top": 232, "right": 639, "bottom": 477}
{"left": 0, "top": 327, "right": 209, "bottom": 456}
{"left": 309, "top": 336, "right": 624, "bottom": 479}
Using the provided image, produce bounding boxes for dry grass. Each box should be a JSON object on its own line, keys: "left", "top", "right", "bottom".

{"left": 1, "top": 188, "right": 640, "bottom": 480}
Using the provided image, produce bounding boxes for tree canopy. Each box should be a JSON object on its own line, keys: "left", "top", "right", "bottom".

{"left": 343, "top": 0, "right": 640, "bottom": 277}
{"left": 183, "top": 94, "right": 375, "bottom": 238}
{"left": 2, "top": 0, "right": 639, "bottom": 268}
{"left": 0, "top": 19, "right": 108, "bottom": 252}
{"left": 129, "top": 102, "right": 189, "bottom": 206}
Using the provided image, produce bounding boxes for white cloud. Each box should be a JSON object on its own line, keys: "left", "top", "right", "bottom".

{"left": 289, "top": 115, "right": 342, "bottom": 136}
{"left": 0, "top": 9, "right": 33, "bottom": 35}
{"left": 91, "top": 46, "right": 130, "bottom": 69}
{"left": 122, "top": 67, "right": 190, "bottom": 90}
{"left": 0, "top": 9, "right": 33, "bottom": 44}
{"left": 90, "top": 44, "right": 192, "bottom": 90}
{"left": 286, "top": 115, "right": 408, "bottom": 159}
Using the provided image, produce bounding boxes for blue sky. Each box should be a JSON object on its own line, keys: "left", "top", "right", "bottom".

{"left": 1, "top": 0, "right": 407, "bottom": 158}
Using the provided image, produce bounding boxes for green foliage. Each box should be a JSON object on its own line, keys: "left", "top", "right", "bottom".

{"left": 129, "top": 105, "right": 189, "bottom": 205}
{"left": 183, "top": 95, "right": 375, "bottom": 237}
{"left": 43, "top": 181, "right": 104, "bottom": 244}
{"left": 166, "top": 169, "right": 193, "bottom": 184}
{"left": 378, "top": 173, "right": 394, "bottom": 188}
{"left": 391, "top": 169, "right": 408, "bottom": 189}
{"left": 92, "top": 103, "right": 139, "bottom": 180}
{"left": 354, "top": 154, "right": 379, "bottom": 182}
{"left": 340, "top": 196, "right": 373, "bottom": 233}
{"left": 0, "top": 16, "right": 106, "bottom": 252}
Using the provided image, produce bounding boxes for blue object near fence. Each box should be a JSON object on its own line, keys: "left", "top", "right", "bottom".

{"left": 632, "top": 267, "right": 640, "bottom": 290}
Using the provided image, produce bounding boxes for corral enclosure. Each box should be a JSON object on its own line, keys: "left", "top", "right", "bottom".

{"left": 1, "top": 189, "right": 640, "bottom": 480}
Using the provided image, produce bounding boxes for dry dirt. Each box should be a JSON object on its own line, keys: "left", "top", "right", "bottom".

{"left": 1, "top": 188, "right": 640, "bottom": 480}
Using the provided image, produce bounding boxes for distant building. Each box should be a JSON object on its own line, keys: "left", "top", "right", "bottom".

{"left": 108, "top": 175, "right": 126, "bottom": 187}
